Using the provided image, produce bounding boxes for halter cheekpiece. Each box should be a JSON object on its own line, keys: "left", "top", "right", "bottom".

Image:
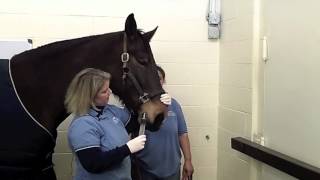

{"left": 121, "top": 33, "right": 150, "bottom": 104}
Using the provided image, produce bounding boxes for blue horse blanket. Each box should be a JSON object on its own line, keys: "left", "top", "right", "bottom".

{"left": 0, "top": 59, "right": 55, "bottom": 179}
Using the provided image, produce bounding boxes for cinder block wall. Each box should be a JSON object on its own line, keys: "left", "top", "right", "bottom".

{"left": 0, "top": 1, "right": 218, "bottom": 179}
{"left": 217, "top": 0, "right": 255, "bottom": 180}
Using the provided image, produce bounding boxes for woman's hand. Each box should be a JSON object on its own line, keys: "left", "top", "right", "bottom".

{"left": 126, "top": 135, "right": 146, "bottom": 153}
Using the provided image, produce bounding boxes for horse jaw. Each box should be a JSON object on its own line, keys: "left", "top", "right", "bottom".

{"left": 139, "top": 100, "right": 168, "bottom": 129}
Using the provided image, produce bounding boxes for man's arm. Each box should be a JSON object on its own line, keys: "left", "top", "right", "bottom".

{"left": 179, "top": 133, "right": 194, "bottom": 180}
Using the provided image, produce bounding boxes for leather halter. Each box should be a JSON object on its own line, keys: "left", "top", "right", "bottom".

{"left": 121, "top": 33, "right": 151, "bottom": 104}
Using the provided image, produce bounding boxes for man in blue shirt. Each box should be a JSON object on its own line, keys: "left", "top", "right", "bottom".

{"left": 136, "top": 66, "right": 194, "bottom": 180}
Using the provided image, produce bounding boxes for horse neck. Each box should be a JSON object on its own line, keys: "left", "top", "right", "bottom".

{"left": 10, "top": 34, "right": 122, "bottom": 133}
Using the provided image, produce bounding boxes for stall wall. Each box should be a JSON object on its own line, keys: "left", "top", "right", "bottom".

{"left": 261, "top": 0, "right": 320, "bottom": 179}
{"left": 218, "top": 0, "right": 320, "bottom": 180}
{"left": 0, "top": 1, "right": 218, "bottom": 179}
{"left": 217, "top": 0, "right": 255, "bottom": 179}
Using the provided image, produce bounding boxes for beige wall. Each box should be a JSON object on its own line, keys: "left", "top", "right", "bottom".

{"left": 217, "top": 0, "right": 256, "bottom": 179}
{"left": 1, "top": 0, "right": 218, "bottom": 179}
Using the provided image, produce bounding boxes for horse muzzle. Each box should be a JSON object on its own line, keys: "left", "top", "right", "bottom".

{"left": 139, "top": 99, "right": 168, "bottom": 131}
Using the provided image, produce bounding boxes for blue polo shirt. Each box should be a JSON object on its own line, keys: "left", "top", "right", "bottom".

{"left": 136, "top": 98, "right": 188, "bottom": 178}
{"left": 68, "top": 105, "right": 131, "bottom": 180}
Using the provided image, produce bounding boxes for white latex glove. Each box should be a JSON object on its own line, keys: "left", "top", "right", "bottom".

{"left": 126, "top": 135, "right": 146, "bottom": 153}
{"left": 160, "top": 93, "right": 171, "bottom": 106}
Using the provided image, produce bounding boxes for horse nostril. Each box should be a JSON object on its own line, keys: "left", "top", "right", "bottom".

{"left": 156, "top": 113, "right": 164, "bottom": 123}
{"left": 146, "top": 113, "right": 165, "bottom": 132}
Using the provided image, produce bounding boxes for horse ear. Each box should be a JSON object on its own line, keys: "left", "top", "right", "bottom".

{"left": 143, "top": 27, "right": 158, "bottom": 42}
{"left": 125, "top": 13, "right": 137, "bottom": 39}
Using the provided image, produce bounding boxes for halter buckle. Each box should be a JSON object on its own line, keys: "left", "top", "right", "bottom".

{"left": 121, "top": 52, "right": 129, "bottom": 63}
{"left": 139, "top": 93, "right": 150, "bottom": 104}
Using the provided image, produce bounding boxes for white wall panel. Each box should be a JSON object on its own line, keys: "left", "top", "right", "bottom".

{"left": 152, "top": 41, "right": 218, "bottom": 63}
{"left": 184, "top": 107, "right": 217, "bottom": 127}
{"left": 217, "top": 0, "right": 255, "bottom": 179}
{"left": 219, "top": 86, "right": 252, "bottom": 113}
{"left": 220, "top": 40, "right": 252, "bottom": 64}
{"left": 1, "top": 0, "right": 218, "bottom": 179}
{"left": 220, "top": 64, "right": 252, "bottom": 88}
{"left": 219, "top": 107, "right": 251, "bottom": 136}
{"left": 159, "top": 63, "right": 218, "bottom": 85}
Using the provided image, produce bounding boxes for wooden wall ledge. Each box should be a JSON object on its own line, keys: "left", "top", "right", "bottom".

{"left": 231, "top": 137, "right": 320, "bottom": 180}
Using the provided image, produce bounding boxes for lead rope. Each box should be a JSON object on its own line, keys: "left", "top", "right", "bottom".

{"left": 138, "top": 112, "right": 147, "bottom": 135}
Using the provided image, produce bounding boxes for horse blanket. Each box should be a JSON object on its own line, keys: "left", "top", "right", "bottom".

{"left": 0, "top": 59, "right": 55, "bottom": 178}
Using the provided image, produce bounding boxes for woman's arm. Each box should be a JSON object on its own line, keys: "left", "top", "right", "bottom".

{"left": 76, "top": 134, "right": 146, "bottom": 173}
{"left": 76, "top": 145, "right": 130, "bottom": 173}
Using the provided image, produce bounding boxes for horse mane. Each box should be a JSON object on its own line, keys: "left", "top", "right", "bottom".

{"left": 14, "top": 29, "right": 147, "bottom": 61}
{"left": 15, "top": 34, "right": 101, "bottom": 59}
{"left": 40, "top": 29, "right": 144, "bottom": 52}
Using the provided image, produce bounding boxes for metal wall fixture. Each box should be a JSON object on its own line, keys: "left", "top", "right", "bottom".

{"left": 207, "top": 0, "right": 221, "bottom": 39}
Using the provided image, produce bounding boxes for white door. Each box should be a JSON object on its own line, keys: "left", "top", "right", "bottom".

{"left": 0, "top": 39, "right": 32, "bottom": 59}
{"left": 262, "top": 0, "right": 320, "bottom": 179}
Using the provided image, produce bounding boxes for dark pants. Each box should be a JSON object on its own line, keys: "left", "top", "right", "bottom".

{"left": 0, "top": 167, "right": 56, "bottom": 180}
{"left": 139, "top": 168, "right": 180, "bottom": 180}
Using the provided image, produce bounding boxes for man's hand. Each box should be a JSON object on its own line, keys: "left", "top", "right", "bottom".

{"left": 160, "top": 93, "right": 171, "bottom": 105}
{"left": 182, "top": 160, "right": 194, "bottom": 180}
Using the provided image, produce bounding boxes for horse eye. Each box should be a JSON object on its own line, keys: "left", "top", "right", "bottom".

{"left": 137, "top": 57, "right": 148, "bottom": 64}
{"left": 129, "top": 44, "right": 149, "bottom": 65}
{"left": 135, "top": 52, "right": 149, "bottom": 65}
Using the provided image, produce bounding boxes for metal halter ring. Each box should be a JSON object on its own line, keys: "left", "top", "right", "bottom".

{"left": 139, "top": 93, "right": 150, "bottom": 104}
{"left": 121, "top": 52, "right": 129, "bottom": 63}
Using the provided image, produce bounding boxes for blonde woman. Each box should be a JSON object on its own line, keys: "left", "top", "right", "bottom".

{"left": 65, "top": 68, "right": 152, "bottom": 180}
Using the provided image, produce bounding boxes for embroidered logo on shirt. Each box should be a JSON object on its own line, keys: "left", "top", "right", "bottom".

{"left": 112, "top": 116, "right": 120, "bottom": 124}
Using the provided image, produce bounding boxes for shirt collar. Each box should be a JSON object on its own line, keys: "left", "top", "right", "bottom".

{"left": 88, "top": 105, "right": 109, "bottom": 118}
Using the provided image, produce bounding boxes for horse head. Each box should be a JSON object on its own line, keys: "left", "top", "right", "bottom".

{"left": 112, "top": 14, "right": 167, "bottom": 131}
{"left": 81, "top": 14, "right": 167, "bottom": 131}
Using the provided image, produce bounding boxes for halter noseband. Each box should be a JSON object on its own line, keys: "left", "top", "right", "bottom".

{"left": 121, "top": 33, "right": 151, "bottom": 104}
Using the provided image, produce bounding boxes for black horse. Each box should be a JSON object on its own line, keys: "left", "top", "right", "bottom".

{"left": 0, "top": 14, "right": 166, "bottom": 179}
